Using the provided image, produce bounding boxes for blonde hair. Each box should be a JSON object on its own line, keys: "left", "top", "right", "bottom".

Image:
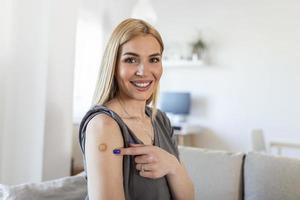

{"left": 92, "top": 18, "right": 164, "bottom": 117}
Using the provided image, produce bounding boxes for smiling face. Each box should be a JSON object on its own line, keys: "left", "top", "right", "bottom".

{"left": 115, "top": 35, "right": 163, "bottom": 102}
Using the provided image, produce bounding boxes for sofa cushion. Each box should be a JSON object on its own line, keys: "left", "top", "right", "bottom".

{"left": 178, "top": 146, "right": 244, "bottom": 200}
{"left": 244, "top": 152, "right": 300, "bottom": 200}
{"left": 0, "top": 186, "right": 3, "bottom": 199}
{"left": 1, "top": 173, "right": 87, "bottom": 200}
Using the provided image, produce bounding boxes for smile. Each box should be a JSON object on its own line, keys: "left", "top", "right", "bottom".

{"left": 130, "top": 80, "right": 153, "bottom": 89}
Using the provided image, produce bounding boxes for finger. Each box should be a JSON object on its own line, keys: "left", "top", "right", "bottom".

{"left": 139, "top": 170, "right": 161, "bottom": 179}
{"left": 135, "top": 154, "right": 156, "bottom": 163}
{"left": 134, "top": 155, "right": 149, "bottom": 164}
{"left": 136, "top": 163, "right": 142, "bottom": 171}
{"left": 116, "top": 146, "right": 151, "bottom": 156}
{"left": 129, "top": 143, "right": 145, "bottom": 147}
{"left": 136, "top": 163, "right": 155, "bottom": 171}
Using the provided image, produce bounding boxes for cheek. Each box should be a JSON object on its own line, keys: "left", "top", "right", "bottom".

{"left": 153, "top": 66, "right": 163, "bottom": 80}
{"left": 117, "top": 65, "right": 134, "bottom": 81}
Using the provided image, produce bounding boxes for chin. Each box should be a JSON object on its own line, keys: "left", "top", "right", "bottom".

{"left": 133, "top": 94, "right": 152, "bottom": 102}
{"left": 127, "top": 89, "right": 153, "bottom": 101}
{"left": 127, "top": 85, "right": 156, "bottom": 101}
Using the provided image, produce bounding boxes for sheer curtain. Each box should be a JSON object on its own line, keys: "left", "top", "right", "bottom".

{"left": 73, "top": 10, "right": 103, "bottom": 124}
{"left": 0, "top": 0, "right": 78, "bottom": 184}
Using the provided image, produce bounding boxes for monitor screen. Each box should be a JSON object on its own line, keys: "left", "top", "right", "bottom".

{"left": 159, "top": 92, "right": 191, "bottom": 115}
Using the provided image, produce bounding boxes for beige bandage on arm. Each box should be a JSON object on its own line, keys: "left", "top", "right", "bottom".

{"left": 98, "top": 143, "right": 107, "bottom": 152}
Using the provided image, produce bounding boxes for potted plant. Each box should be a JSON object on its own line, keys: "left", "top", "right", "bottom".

{"left": 191, "top": 35, "right": 206, "bottom": 61}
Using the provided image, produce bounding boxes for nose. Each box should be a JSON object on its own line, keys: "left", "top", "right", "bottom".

{"left": 135, "top": 63, "right": 145, "bottom": 76}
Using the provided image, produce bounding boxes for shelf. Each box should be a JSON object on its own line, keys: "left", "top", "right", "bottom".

{"left": 163, "top": 59, "right": 205, "bottom": 68}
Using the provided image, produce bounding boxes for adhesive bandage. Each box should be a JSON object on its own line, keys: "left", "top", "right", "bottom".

{"left": 98, "top": 143, "right": 107, "bottom": 152}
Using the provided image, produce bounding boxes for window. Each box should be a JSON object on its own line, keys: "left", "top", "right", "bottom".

{"left": 73, "top": 13, "right": 103, "bottom": 124}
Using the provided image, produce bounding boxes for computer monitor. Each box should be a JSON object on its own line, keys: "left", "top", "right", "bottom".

{"left": 159, "top": 92, "right": 191, "bottom": 115}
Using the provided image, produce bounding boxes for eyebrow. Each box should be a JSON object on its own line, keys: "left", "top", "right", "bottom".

{"left": 122, "top": 52, "right": 161, "bottom": 57}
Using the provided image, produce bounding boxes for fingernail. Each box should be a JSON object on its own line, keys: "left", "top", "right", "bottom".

{"left": 113, "top": 149, "right": 121, "bottom": 154}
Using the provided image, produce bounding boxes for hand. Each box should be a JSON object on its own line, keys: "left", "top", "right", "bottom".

{"left": 114, "top": 144, "right": 180, "bottom": 179}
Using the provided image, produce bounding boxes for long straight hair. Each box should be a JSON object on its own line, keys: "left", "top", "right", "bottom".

{"left": 92, "top": 18, "right": 164, "bottom": 118}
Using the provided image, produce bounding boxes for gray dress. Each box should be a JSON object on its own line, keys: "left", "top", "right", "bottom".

{"left": 79, "top": 105, "right": 179, "bottom": 200}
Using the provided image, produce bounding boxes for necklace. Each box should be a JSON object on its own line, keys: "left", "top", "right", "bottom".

{"left": 117, "top": 97, "right": 154, "bottom": 144}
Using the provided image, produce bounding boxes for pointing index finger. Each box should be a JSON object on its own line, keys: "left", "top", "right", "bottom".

{"left": 114, "top": 145, "right": 151, "bottom": 156}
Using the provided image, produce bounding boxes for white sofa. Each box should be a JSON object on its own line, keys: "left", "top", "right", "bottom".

{"left": 1, "top": 146, "right": 300, "bottom": 200}
{"left": 0, "top": 173, "right": 87, "bottom": 200}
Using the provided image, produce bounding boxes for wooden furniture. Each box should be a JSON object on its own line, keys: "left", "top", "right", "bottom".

{"left": 270, "top": 140, "right": 300, "bottom": 155}
{"left": 173, "top": 123, "right": 203, "bottom": 146}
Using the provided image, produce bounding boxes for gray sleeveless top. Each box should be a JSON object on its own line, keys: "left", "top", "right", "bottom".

{"left": 79, "top": 105, "right": 179, "bottom": 200}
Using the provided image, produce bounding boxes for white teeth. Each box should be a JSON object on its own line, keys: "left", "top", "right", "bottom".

{"left": 132, "top": 81, "right": 151, "bottom": 88}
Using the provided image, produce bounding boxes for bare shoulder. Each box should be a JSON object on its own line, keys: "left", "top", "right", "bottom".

{"left": 87, "top": 113, "right": 119, "bottom": 131}
{"left": 86, "top": 113, "right": 123, "bottom": 146}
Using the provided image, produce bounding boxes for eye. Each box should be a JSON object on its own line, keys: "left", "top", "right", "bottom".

{"left": 150, "top": 57, "right": 160, "bottom": 63}
{"left": 124, "top": 57, "right": 137, "bottom": 64}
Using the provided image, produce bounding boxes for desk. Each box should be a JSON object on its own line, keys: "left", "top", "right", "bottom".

{"left": 270, "top": 140, "right": 300, "bottom": 155}
{"left": 173, "top": 123, "right": 203, "bottom": 146}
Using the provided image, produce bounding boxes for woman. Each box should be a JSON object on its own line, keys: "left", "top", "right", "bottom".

{"left": 79, "top": 18, "right": 195, "bottom": 200}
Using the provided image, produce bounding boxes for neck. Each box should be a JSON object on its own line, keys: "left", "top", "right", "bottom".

{"left": 116, "top": 95, "right": 147, "bottom": 119}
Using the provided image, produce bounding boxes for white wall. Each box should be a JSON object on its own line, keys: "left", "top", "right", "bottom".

{"left": 73, "top": 0, "right": 105, "bottom": 123}
{"left": 74, "top": 0, "right": 300, "bottom": 154}
{"left": 0, "top": 0, "right": 78, "bottom": 184}
{"left": 0, "top": 0, "right": 13, "bottom": 181}
{"left": 157, "top": 0, "right": 300, "bottom": 152}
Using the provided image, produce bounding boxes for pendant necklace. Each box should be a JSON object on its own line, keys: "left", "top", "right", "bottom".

{"left": 117, "top": 97, "right": 154, "bottom": 144}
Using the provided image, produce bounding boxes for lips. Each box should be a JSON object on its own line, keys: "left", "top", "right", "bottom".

{"left": 130, "top": 80, "right": 153, "bottom": 91}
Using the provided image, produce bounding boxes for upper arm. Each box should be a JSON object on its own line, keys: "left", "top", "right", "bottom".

{"left": 85, "top": 114, "right": 125, "bottom": 200}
